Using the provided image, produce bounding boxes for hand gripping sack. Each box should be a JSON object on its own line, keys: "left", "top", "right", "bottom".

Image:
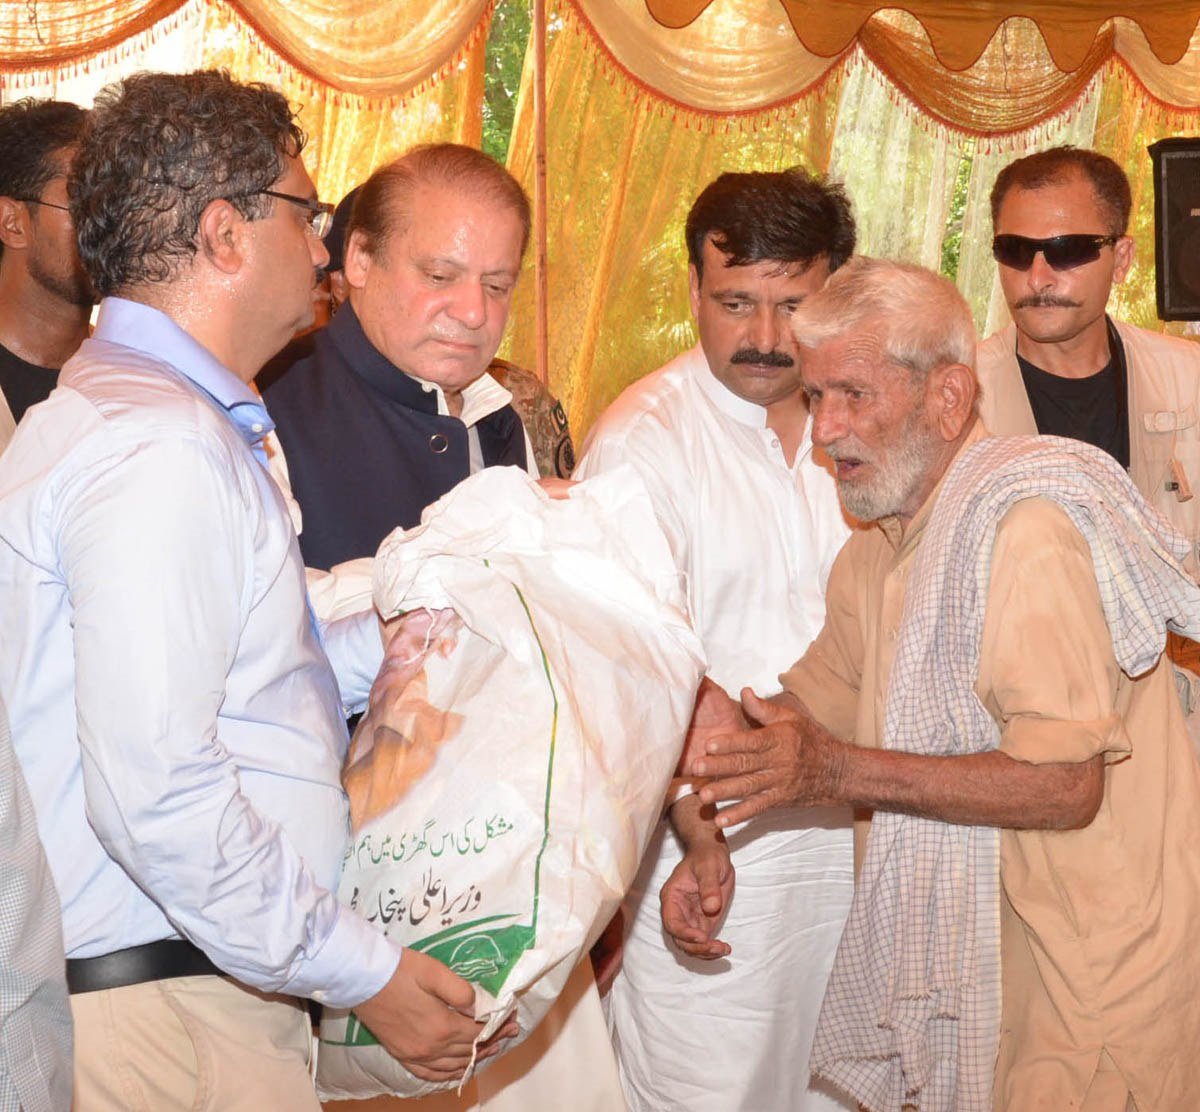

{"left": 316, "top": 466, "right": 706, "bottom": 1099}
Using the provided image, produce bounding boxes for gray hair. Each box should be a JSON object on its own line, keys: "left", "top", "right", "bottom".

{"left": 790, "top": 256, "right": 976, "bottom": 376}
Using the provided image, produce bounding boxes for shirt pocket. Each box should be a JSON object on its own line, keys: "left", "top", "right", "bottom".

{"left": 1140, "top": 407, "right": 1200, "bottom": 564}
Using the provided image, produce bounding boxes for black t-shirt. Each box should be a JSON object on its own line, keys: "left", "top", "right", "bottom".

{"left": 0, "top": 340, "right": 58, "bottom": 424}
{"left": 1017, "top": 321, "right": 1129, "bottom": 469}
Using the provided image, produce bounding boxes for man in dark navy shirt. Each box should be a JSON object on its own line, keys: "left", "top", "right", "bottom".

{"left": 260, "top": 144, "right": 534, "bottom": 570}
{"left": 0, "top": 98, "right": 92, "bottom": 452}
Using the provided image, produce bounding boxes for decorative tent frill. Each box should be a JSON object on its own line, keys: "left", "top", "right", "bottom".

{"left": 1, "top": 0, "right": 491, "bottom": 96}
{"left": 646, "top": 0, "right": 1200, "bottom": 72}
{"left": 0, "top": 0, "right": 494, "bottom": 204}
{"left": 579, "top": 0, "right": 1200, "bottom": 135}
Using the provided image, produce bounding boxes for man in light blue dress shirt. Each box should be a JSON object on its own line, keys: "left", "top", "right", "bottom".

{"left": 0, "top": 71, "right": 504, "bottom": 1109}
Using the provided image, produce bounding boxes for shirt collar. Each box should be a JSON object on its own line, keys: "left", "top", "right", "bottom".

{"left": 690, "top": 345, "right": 769, "bottom": 430}
{"left": 93, "top": 297, "right": 273, "bottom": 456}
{"left": 689, "top": 343, "right": 815, "bottom": 466}
{"left": 328, "top": 301, "right": 512, "bottom": 426}
{"left": 411, "top": 370, "right": 513, "bottom": 427}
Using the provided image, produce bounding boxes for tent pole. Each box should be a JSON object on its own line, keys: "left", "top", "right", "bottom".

{"left": 533, "top": 0, "right": 549, "bottom": 386}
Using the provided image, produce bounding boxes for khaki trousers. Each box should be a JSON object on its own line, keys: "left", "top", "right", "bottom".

{"left": 72, "top": 974, "right": 319, "bottom": 1111}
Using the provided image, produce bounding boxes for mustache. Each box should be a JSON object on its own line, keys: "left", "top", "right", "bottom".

{"left": 729, "top": 348, "right": 795, "bottom": 368}
{"left": 1014, "top": 293, "right": 1081, "bottom": 310}
{"left": 313, "top": 266, "right": 329, "bottom": 288}
{"left": 824, "top": 439, "right": 867, "bottom": 464}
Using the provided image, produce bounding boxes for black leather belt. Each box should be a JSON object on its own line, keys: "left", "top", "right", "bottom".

{"left": 66, "top": 939, "right": 222, "bottom": 995}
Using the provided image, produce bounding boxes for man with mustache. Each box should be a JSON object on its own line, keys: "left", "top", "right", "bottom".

{"left": 977, "top": 146, "right": 1200, "bottom": 740}
{"left": 0, "top": 98, "right": 93, "bottom": 453}
{"left": 689, "top": 257, "right": 1200, "bottom": 1112}
{"left": 575, "top": 169, "right": 857, "bottom": 1111}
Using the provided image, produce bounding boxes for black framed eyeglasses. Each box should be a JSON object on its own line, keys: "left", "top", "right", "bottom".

{"left": 256, "top": 189, "right": 335, "bottom": 238}
{"left": 10, "top": 197, "right": 70, "bottom": 213}
{"left": 992, "top": 233, "right": 1121, "bottom": 272}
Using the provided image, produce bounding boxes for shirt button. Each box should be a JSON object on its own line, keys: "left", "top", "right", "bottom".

{"left": 429, "top": 433, "right": 449, "bottom": 454}
{"left": 251, "top": 422, "right": 264, "bottom": 434}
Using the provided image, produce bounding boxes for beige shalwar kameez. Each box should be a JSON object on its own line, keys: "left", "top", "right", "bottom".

{"left": 783, "top": 423, "right": 1200, "bottom": 1112}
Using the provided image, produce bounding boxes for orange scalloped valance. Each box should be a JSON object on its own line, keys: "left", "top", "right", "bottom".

{"left": 645, "top": 1, "right": 1200, "bottom": 71}
{"left": 0, "top": 0, "right": 184, "bottom": 68}
{"left": 0, "top": 0, "right": 491, "bottom": 97}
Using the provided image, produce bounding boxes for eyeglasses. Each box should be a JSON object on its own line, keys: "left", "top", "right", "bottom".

{"left": 992, "top": 233, "right": 1121, "bottom": 272}
{"left": 11, "top": 197, "right": 70, "bottom": 213}
{"left": 256, "top": 189, "right": 335, "bottom": 238}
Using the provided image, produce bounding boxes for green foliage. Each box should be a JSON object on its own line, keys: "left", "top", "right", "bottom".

{"left": 483, "top": 0, "right": 532, "bottom": 164}
{"left": 939, "top": 140, "right": 975, "bottom": 282}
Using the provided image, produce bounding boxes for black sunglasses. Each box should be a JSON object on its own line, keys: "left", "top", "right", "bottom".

{"left": 992, "top": 233, "right": 1120, "bottom": 272}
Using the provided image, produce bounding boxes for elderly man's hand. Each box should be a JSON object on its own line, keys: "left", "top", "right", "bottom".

{"left": 693, "top": 690, "right": 849, "bottom": 828}
{"left": 659, "top": 841, "right": 734, "bottom": 960}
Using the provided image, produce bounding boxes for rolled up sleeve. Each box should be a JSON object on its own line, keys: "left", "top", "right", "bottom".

{"left": 980, "top": 498, "right": 1133, "bottom": 767}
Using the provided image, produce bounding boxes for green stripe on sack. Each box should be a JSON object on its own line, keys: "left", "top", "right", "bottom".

{"left": 322, "top": 575, "right": 563, "bottom": 1049}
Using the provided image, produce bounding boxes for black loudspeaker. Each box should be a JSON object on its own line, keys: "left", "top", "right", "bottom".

{"left": 1149, "top": 138, "right": 1200, "bottom": 321}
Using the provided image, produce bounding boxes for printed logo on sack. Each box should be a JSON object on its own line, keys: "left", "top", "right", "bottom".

{"left": 329, "top": 582, "right": 558, "bottom": 1051}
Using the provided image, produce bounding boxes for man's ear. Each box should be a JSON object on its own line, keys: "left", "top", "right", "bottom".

{"left": 929, "top": 362, "right": 977, "bottom": 441}
{"left": 343, "top": 229, "right": 374, "bottom": 292}
{"left": 0, "top": 196, "right": 32, "bottom": 253}
{"left": 1112, "top": 234, "right": 1135, "bottom": 285}
{"left": 688, "top": 263, "right": 702, "bottom": 321}
{"left": 196, "top": 198, "right": 247, "bottom": 275}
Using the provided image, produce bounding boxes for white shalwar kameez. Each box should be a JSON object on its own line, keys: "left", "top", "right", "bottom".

{"left": 576, "top": 344, "right": 856, "bottom": 1112}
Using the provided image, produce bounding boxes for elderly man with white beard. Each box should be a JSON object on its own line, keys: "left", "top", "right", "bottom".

{"left": 680, "top": 257, "right": 1200, "bottom": 1112}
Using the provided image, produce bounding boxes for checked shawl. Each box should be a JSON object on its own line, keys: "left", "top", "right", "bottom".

{"left": 810, "top": 434, "right": 1200, "bottom": 1112}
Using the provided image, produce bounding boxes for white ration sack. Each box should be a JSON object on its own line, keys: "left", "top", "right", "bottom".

{"left": 316, "top": 466, "right": 706, "bottom": 1100}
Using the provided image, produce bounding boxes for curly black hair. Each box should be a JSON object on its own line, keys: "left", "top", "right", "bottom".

{"left": 0, "top": 98, "right": 87, "bottom": 260}
{"left": 685, "top": 168, "right": 857, "bottom": 280}
{"left": 68, "top": 70, "right": 305, "bottom": 298}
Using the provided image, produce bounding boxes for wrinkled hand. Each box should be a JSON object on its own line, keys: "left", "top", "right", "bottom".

{"left": 354, "top": 949, "right": 518, "bottom": 1083}
{"left": 660, "top": 842, "right": 734, "bottom": 959}
{"left": 589, "top": 908, "right": 625, "bottom": 995}
{"left": 694, "top": 689, "right": 849, "bottom": 828}
{"left": 679, "top": 677, "right": 747, "bottom": 777}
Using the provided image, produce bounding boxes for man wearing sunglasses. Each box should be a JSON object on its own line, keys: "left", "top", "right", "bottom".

{"left": 978, "top": 146, "right": 1200, "bottom": 747}
{"left": 0, "top": 71, "right": 508, "bottom": 1108}
{"left": 979, "top": 147, "right": 1200, "bottom": 556}
{"left": 0, "top": 97, "right": 92, "bottom": 454}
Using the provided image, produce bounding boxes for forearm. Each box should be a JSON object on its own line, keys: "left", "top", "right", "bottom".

{"left": 668, "top": 791, "right": 727, "bottom": 853}
{"left": 321, "top": 605, "right": 385, "bottom": 714}
{"left": 838, "top": 742, "right": 1104, "bottom": 830}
